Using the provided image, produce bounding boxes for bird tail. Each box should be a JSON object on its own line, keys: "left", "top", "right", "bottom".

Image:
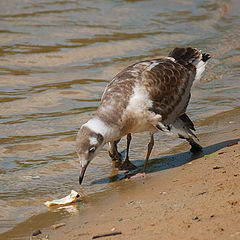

{"left": 168, "top": 47, "right": 211, "bottom": 81}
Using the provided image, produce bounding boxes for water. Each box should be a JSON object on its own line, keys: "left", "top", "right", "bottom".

{"left": 0, "top": 0, "right": 239, "bottom": 238}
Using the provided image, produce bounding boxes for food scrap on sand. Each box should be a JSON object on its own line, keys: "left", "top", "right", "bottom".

{"left": 44, "top": 190, "right": 80, "bottom": 207}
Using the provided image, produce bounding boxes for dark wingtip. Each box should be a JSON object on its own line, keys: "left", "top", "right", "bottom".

{"left": 190, "top": 144, "right": 203, "bottom": 153}
{"left": 202, "top": 53, "right": 211, "bottom": 62}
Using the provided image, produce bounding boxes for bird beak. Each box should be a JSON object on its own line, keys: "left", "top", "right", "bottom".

{"left": 79, "top": 161, "right": 89, "bottom": 185}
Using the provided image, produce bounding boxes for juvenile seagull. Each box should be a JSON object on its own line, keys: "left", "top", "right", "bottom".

{"left": 76, "top": 47, "right": 211, "bottom": 184}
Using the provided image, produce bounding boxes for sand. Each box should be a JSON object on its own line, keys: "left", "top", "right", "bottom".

{"left": 46, "top": 139, "right": 240, "bottom": 240}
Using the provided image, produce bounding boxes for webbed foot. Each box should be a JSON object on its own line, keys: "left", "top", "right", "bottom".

{"left": 120, "top": 159, "right": 137, "bottom": 171}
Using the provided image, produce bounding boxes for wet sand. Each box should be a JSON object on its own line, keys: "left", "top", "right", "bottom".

{"left": 44, "top": 133, "right": 240, "bottom": 240}
{"left": 1, "top": 0, "right": 240, "bottom": 235}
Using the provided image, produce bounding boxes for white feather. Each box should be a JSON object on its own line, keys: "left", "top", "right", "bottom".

{"left": 84, "top": 118, "right": 119, "bottom": 142}
{"left": 195, "top": 60, "right": 207, "bottom": 81}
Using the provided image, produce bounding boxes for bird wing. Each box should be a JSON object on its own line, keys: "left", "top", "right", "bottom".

{"left": 98, "top": 47, "right": 210, "bottom": 126}
{"left": 141, "top": 58, "right": 195, "bottom": 123}
{"left": 97, "top": 66, "right": 137, "bottom": 125}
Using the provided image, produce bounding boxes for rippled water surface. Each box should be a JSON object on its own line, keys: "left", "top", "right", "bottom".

{"left": 0, "top": 0, "right": 239, "bottom": 238}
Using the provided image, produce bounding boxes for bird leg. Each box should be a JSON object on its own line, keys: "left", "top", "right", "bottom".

{"left": 108, "top": 139, "right": 122, "bottom": 161}
{"left": 142, "top": 133, "right": 154, "bottom": 172}
{"left": 120, "top": 133, "right": 137, "bottom": 170}
{"left": 130, "top": 133, "right": 154, "bottom": 179}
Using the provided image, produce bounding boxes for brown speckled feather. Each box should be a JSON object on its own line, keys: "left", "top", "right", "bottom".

{"left": 142, "top": 58, "right": 196, "bottom": 123}
{"left": 97, "top": 47, "right": 209, "bottom": 134}
{"left": 97, "top": 74, "right": 136, "bottom": 125}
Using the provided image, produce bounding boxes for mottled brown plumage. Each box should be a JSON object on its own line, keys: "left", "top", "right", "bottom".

{"left": 143, "top": 59, "right": 191, "bottom": 122}
{"left": 98, "top": 56, "right": 196, "bottom": 132}
{"left": 77, "top": 47, "right": 211, "bottom": 184}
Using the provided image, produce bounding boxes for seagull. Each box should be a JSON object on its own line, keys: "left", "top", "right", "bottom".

{"left": 76, "top": 47, "right": 211, "bottom": 184}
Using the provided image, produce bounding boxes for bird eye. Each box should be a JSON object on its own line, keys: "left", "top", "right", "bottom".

{"left": 88, "top": 146, "right": 96, "bottom": 153}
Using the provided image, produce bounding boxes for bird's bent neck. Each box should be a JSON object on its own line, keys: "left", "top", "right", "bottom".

{"left": 83, "top": 117, "right": 120, "bottom": 143}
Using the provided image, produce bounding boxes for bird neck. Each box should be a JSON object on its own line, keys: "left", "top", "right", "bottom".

{"left": 84, "top": 117, "right": 120, "bottom": 143}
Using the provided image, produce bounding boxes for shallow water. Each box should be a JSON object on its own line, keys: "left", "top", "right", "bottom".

{"left": 0, "top": 0, "right": 239, "bottom": 238}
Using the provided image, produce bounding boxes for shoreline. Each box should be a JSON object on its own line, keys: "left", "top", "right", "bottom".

{"left": 1, "top": 123, "right": 239, "bottom": 240}
{"left": 48, "top": 137, "right": 240, "bottom": 239}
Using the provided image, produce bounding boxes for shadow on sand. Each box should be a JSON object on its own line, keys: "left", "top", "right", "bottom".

{"left": 91, "top": 138, "right": 240, "bottom": 185}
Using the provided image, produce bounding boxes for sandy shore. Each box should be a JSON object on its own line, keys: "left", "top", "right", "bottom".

{"left": 46, "top": 138, "right": 240, "bottom": 240}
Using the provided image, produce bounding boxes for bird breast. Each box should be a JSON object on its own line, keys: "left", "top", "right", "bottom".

{"left": 121, "top": 84, "right": 159, "bottom": 134}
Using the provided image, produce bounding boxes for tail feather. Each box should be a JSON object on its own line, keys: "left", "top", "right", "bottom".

{"left": 168, "top": 47, "right": 200, "bottom": 65}
{"left": 169, "top": 47, "right": 211, "bottom": 82}
{"left": 202, "top": 53, "right": 211, "bottom": 62}
{"left": 169, "top": 47, "right": 211, "bottom": 65}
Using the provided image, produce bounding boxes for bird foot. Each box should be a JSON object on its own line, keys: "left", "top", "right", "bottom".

{"left": 129, "top": 172, "right": 146, "bottom": 179}
{"left": 120, "top": 159, "right": 137, "bottom": 171}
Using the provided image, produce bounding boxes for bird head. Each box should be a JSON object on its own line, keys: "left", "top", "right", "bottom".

{"left": 76, "top": 126, "right": 104, "bottom": 184}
